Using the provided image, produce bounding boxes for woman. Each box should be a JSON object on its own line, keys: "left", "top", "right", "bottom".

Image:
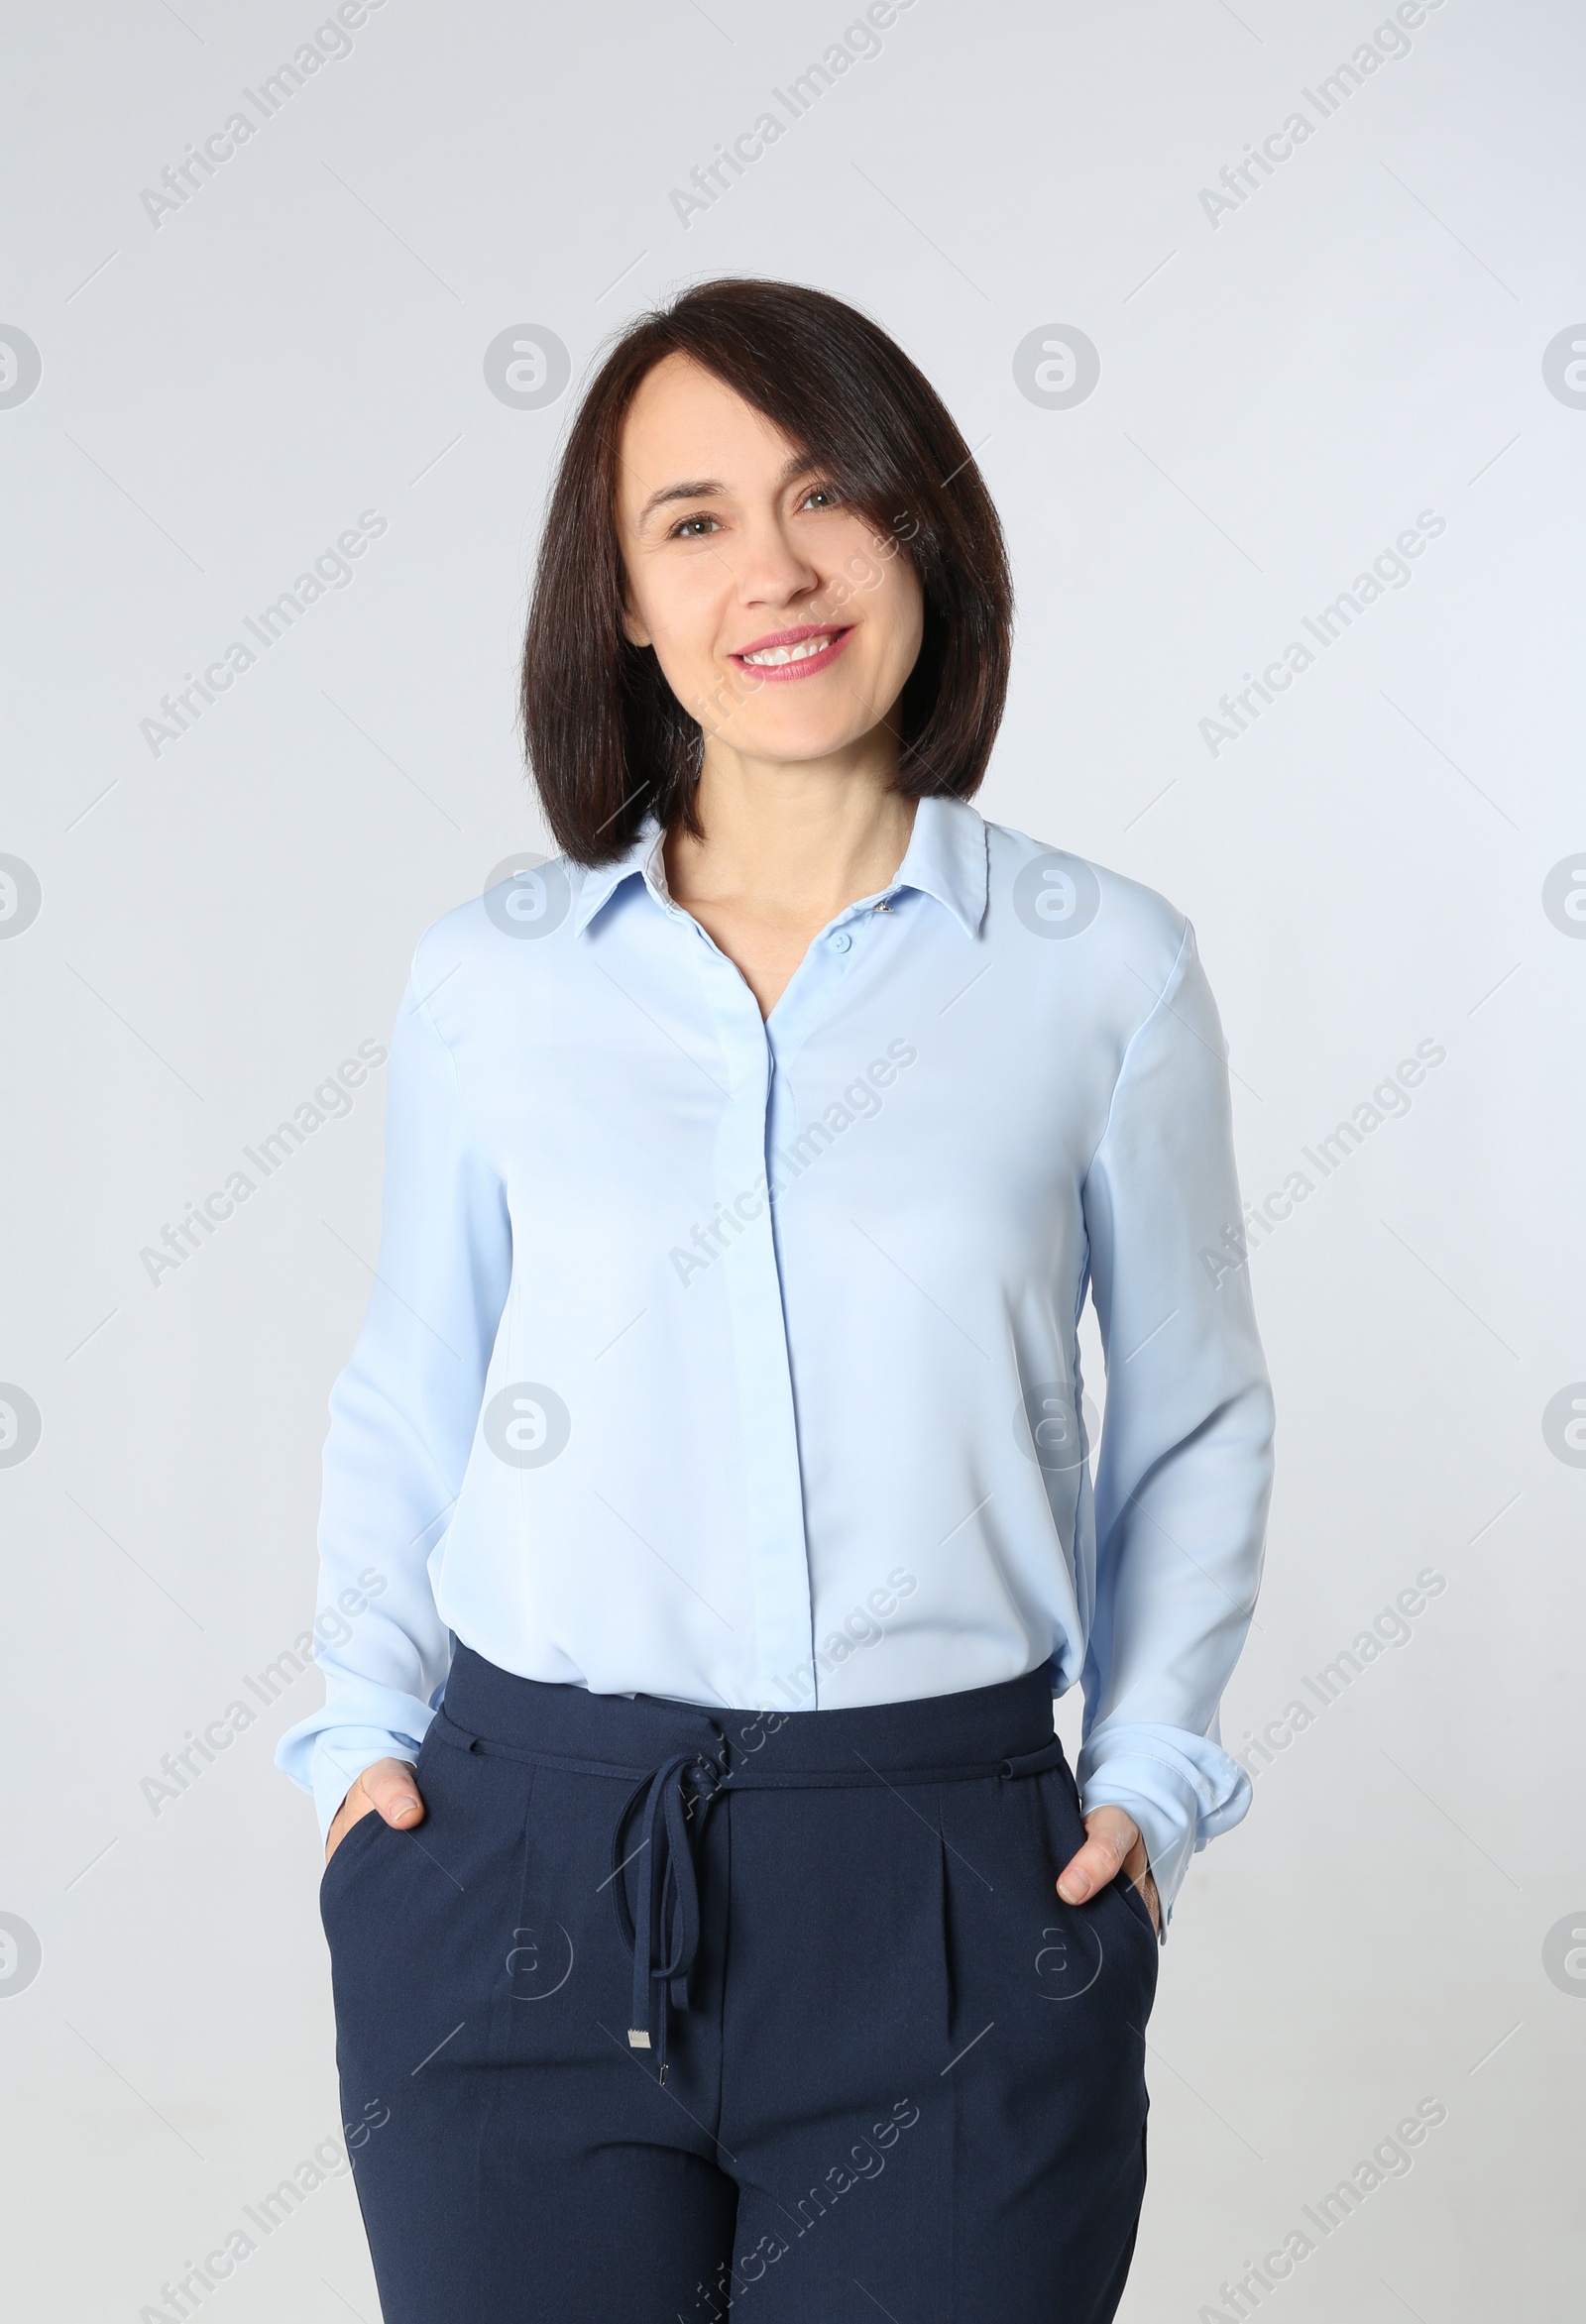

{"left": 279, "top": 277, "right": 1274, "bottom": 2324}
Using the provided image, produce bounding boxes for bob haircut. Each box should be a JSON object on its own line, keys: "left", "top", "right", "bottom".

{"left": 520, "top": 277, "right": 1014, "bottom": 867}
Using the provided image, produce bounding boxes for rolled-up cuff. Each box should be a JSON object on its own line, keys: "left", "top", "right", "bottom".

{"left": 275, "top": 1691, "right": 434, "bottom": 1841}
{"left": 1076, "top": 1725, "right": 1253, "bottom": 1935}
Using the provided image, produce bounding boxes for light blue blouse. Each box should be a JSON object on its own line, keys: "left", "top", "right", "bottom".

{"left": 276, "top": 796, "right": 1274, "bottom": 1924}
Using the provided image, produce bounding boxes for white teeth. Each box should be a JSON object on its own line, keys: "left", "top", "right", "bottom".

{"left": 740, "top": 634, "right": 839, "bottom": 667}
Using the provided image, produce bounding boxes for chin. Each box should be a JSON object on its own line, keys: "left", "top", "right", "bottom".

{"left": 754, "top": 728, "right": 869, "bottom": 768}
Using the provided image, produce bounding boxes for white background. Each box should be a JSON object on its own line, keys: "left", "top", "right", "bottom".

{"left": 2, "top": 1, "right": 1581, "bottom": 2317}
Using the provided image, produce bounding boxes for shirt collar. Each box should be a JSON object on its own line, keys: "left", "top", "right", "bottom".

{"left": 571, "top": 818, "right": 670, "bottom": 936}
{"left": 885, "top": 795, "right": 988, "bottom": 937}
{"left": 571, "top": 793, "right": 988, "bottom": 940}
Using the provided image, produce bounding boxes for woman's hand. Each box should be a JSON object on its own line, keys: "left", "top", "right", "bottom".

{"left": 324, "top": 1757, "right": 425, "bottom": 1865}
{"left": 1056, "top": 1803, "right": 1162, "bottom": 1938}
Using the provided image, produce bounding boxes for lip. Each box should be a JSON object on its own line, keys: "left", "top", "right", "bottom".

{"left": 729, "top": 623, "right": 853, "bottom": 682}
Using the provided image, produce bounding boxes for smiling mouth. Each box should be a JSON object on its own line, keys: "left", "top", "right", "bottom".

{"left": 732, "top": 627, "right": 852, "bottom": 675}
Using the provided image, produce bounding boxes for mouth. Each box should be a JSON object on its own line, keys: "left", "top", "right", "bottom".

{"left": 729, "top": 624, "right": 853, "bottom": 681}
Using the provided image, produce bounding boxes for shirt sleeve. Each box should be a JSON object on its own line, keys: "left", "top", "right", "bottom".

{"left": 273, "top": 949, "right": 511, "bottom": 1838}
{"left": 1076, "top": 918, "right": 1275, "bottom": 1933}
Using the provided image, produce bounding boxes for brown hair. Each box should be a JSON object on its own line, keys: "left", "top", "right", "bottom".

{"left": 519, "top": 277, "right": 1013, "bottom": 866}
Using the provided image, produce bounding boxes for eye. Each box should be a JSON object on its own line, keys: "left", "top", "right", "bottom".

{"left": 799, "top": 483, "right": 842, "bottom": 511}
{"left": 668, "top": 512, "right": 721, "bottom": 539}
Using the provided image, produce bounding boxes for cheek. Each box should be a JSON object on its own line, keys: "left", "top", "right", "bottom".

{"left": 827, "top": 516, "right": 912, "bottom": 624}
{"left": 634, "top": 574, "right": 733, "bottom": 698}
{"left": 864, "top": 557, "right": 925, "bottom": 679}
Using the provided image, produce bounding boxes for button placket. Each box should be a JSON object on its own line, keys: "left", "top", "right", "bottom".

{"left": 692, "top": 944, "right": 816, "bottom": 1712}
{"left": 652, "top": 890, "right": 886, "bottom": 1714}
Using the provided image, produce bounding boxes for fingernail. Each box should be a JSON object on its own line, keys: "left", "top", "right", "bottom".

{"left": 1057, "top": 1878, "right": 1086, "bottom": 1903}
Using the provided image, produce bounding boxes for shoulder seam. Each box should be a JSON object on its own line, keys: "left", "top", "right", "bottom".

{"left": 1081, "top": 915, "right": 1194, "bottom": 1184}
{"left": 405, "top": 938, "right": 498, "bottom": 1170}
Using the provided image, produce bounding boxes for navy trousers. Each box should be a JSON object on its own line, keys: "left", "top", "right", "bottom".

{"left": 320, "top": 1647, "right": 1159, "bottom": 2322}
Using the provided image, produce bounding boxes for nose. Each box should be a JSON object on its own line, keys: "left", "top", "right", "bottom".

{"left": 725, "top": 508, "right": 824, "bottom": 611}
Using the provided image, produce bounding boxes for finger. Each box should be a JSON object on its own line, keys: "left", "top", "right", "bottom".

{"left": 329, "top": 1774, "right": 369, "bottom": 1833}
{"left": 324, "top": 1776, "right": 369, "bottom": 1864}
{"left": 1057, "top": 1803, "right": 1139, "bottom": 1903}
{"left": 1142, "top": 1872, "right": 1162, "bottom": 1937}
{"left": 1056, "top": 1831, "right": 1125, "bottom": 1905}
{"left": 363, "top": 1758, "right": 425, "bottom": 1828}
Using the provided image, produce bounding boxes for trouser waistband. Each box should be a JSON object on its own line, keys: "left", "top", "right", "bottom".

{"left": 430, "top": 1645, "right": 1065, "bottom": 2082}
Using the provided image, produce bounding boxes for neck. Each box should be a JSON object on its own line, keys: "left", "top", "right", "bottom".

{"left": 664, "top": 738, "right": 918, "bottom": 919}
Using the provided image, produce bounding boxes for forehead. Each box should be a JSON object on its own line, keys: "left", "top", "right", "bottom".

{"left": 618, "top": 353, "right": 809, "bottom": 520}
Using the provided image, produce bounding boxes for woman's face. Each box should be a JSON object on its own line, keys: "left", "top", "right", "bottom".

{"left": 617, "top": 352, "right": 925, "bottom": 773}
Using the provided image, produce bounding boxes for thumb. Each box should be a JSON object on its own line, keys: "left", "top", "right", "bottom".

{"left": 362, "top": 1756, "right": 425, "bottom": 1829}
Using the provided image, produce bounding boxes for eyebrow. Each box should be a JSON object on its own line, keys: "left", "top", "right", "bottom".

{"left": 635, "top": 449, "right": 821, "bottom": 527}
